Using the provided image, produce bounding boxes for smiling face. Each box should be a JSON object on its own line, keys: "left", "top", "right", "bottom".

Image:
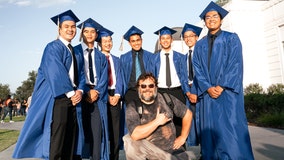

{"left": 183, "top": 30, "right": 198, "bottom": 48}
{"left": 100, "top": 36, "right": 113, "bottom": 54}
{"left": 138, "top": 77, "right": 157, "bottom": 104}
{"left": 59, "top": 20, "right": 76, "bottom": 42}
{"left": 129, "top": 34, "right": 142, "bottom": 51}
{"left": 82, "top": 27, "right": 97, "bottom": 46}
{"left": 159, "top": 34, "right": 173, "bottom": 52}
{"left": 204, "top": 10, "right": 222, "bottom": 34}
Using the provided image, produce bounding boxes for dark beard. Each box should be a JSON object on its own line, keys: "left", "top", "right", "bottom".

{"left": 139, "top": 89, "right": 157, "bottom": 103}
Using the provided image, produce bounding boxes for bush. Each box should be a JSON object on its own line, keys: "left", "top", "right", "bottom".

{"left": 244, "top": 83, "right": 264, "bottom": 95}
{"left": 256, "top": 112, "right": 284, "bottom": 129}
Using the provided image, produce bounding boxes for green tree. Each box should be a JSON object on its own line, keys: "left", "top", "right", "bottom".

{"left": 14, "top": 71, "right": 37, "bottom": 101}
{"left": 0, "top": 84, "right": 11, "bottom": 100}
{"left": 267, "top": 83, "right": 284, "bottom": 95}
{"left": 244, "top": 83, "right": 264, "bottom": 95}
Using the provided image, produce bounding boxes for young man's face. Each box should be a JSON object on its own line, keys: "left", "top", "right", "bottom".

{"left": 183, "top": 30, "right": 198, "bottom": 48}
{"left": 129, "top": 34, "right": 142, "bottom": 51}
{"left": 100, "top": 36, "right": 113, "bottom": 53}
{"left": 138, "top": 78, "right": 157, "bottom": 103}
{"left": 205, "top": 11, "right": 222, "bottom": 34}
{"left": 82, "top": 27, "right": 97, "bottom": 44}
{"left": 159, "top": 34, "right": 173, "bottom": 50}
{"left": 59, "top": 20, "right": 76, "bottom": 42}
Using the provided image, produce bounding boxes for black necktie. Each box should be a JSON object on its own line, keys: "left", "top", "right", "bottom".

{"left": 165, "top": 53, "right": 171, "bottom": 88}
{"left": 68, "top": 44, "right": 78, "bottom": 87}
{"left": 208, "top": 35, "right": 216, "bottom": 70}
{"left": 87, "top": 48, "right": 94, "bottom": 83}
{"left": 188, "top": 50, "right": 193, "bottom": 81}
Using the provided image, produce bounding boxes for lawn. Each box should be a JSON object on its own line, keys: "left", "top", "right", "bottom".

{"left": 0, "top": 116, "right": 25, "bottom": 152}
{"left": 0, "top": 129, "right": 20, "bottom": 152}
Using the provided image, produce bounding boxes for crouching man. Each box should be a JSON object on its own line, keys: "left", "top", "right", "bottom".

{"left": 123, "top": 73, "right": 192, "bottom": 160}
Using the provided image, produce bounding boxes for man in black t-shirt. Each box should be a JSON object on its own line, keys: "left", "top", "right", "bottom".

{"left": 123, "top": 73, "right": 192, "bottom": 160}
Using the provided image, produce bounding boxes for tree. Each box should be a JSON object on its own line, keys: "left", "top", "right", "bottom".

{"left": 14, "top": 71, "right": 37, "bottom": 101}
{"left": 244, "top": 83, "right": 264, "bottom": 95}
{"left": 267, "top": 83, "right": 284, "bottom": 95}
{"left": 0, "top": 83, "right": 11, "bottom": 100}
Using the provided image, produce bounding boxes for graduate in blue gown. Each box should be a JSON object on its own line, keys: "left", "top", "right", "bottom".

{"left": 152, "top": 26, "right": 189, "bottom": 143}
{"left": 181, "top": 23, "right": 203, "bottom": 147}
{"left": 193, "top": 2, "right": 254, "bottom": 159}
{"left": 97, "top": 27, "right": 123, "bottom": 160}
{"left": 119, "top": 26, "right": 154, "bottom": 139}
{"left": 74, "top": 18, "right": 109, "bottom": 160}
{"left": 13, "top": 10, "right": 85, "bottom": 159}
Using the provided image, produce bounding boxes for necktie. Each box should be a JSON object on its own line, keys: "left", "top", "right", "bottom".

{"left": 165, "top": 53, "right": 171, "bottom": 88}
{"left": 208, "top": 35, "right": 216, "bottom": 70}
{"left": 188, "top": 50, "right": 193, "bottom": 81}
{"left": 68, "top": 44, "right": 78, "bottom": 86}
{"left": 106, "top": 55, "right": 113, "bottom": 87}
{"left": 87, "top": 48, "right": 94, "bottom": 83}
{"left": 135, "top": 52, "right": 141, "bottom": 81}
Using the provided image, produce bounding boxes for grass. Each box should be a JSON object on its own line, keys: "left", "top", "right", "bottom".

{"left": 1, "top": 115, "right": 26, "bottom": 123}
{"left": 0, "top": 129, "right": 20, "bottom": 152}
{"left": 0, "top": 115, "right": 25, "bottom": 152}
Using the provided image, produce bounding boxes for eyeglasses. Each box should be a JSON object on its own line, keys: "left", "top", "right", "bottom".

{"left": 183, "top": 35, "right": 196, "bottom": 39}
{"left": 205, "top": 14, "right": 220, "bottom": 20}
{"left": 139, "top": 84, "right": 155, "bottom": 89}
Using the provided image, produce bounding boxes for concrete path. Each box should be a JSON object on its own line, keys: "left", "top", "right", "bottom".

{"left": 0, "top": 121, "right": 283, "bottom": 160}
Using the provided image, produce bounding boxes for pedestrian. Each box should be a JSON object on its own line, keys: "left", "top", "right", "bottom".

{"left": 193, "top": 1, "right": 254, "bottom": 159}
{"left": 181, "top": 23, "right": 203, "bottom": 147}
{"left": 96, "top": 27, "right": 123, "bottom": 160}
{"left": 123, "top": 73, "right": 192, "bottom": 160}
{"left": 74, "top": 18, "right": 109, "bottom": 160}
{"left": 13, "top": 9, "right": 85, "bottom": 159}
{"left": 1, "top": 95, "right": 14, "bottom": 123}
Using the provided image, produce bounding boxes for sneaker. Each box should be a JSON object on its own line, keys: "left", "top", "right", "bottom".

{"left": 9, "top": 120, "right": 14, "bottom": 123}
{"left": 0, "top": 120, "right": 4, "bottom": 123}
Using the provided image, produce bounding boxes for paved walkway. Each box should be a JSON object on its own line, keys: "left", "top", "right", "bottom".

{"left": 0, "top": 121, "right": 283, "bottom": 159}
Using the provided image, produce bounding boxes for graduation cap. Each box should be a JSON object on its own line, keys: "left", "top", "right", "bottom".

{"left": 119, "top": 25, "right": 144, "bottom": 51}
{"left": 154, "top": 26, "right": 176, "bottom": 36}
{"left": 77, "top": 18, "right": 103, "bottom": 41}
{"left": 77, "top": 18, "right": 103, "bottom": 31}
{"left": 123, "top": 25, "right": 144, "bottom": 41}
{"left": 50, "top": 9, "right": 80, "bottom": 25}
{"left": 181, "top": 23, "right": 203, "bottom": 37}
{"left": 96, "top": 27, "right": 114, "bottom": 42}
{"left": 199, "top": 1, "right": 229, "bottom": 20}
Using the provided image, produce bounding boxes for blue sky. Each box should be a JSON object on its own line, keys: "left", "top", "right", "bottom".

{"left": 0, "top": 0, "right": 211, "bottom": 92}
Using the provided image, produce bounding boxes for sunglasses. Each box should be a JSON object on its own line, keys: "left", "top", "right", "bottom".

{"left": 139, "top": 84, "right": 155, "bottom": 89}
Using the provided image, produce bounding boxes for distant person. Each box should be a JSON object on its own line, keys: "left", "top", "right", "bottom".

{"left": 181, "top": 23, "right": 203, "bottom": 147}
{"left": 1, "top": 95, "right": 14, "bottom": 123}
{"left": 20, "top": 99, "right": 28, "bottom": 116}
{"left": 193, "top": 1, "right": 254, "bottom": 159}
{"left": 152, "top": 26, "right": 188, "bottom": 139}
{"left": 74, "top": 18, "right": 109, "bottom": 160}
{"left": 13, "top": 10, "right": 85, "bottom": 159}
{"left": 123, "top": 73, "right": 192, "bottom": 159}
{"left": 96, "top": 27, "right": 123, "bottom": 160}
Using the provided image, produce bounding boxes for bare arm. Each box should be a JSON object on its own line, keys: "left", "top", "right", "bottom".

{"left": 173, "top": 109, "right": 192, "bottom": 149}
{"left": 130, "top": 107, "right": 171, "bottom": 141}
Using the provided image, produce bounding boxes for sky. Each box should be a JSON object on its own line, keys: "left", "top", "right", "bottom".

{"left": 0, "top": 0, "right": 211, "bottom": 93}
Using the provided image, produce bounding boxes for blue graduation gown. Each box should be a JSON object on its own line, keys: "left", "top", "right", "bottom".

{"left": 111, "top": 54, "right": 123, "bottom": 96}
{"left": 152, "top": 50, "right": 188, "bottom": 93}
{"left": 74, "top": 44, "right": 109, "bottom": 160}
{"left": 193, "top": 31, "right": 254, "bottom": 160}
{"left": 182, "top": 53, "right": 200, "bottom": 147}
{"left": 120, "top": 49, "right": 153, "bottom": 95}
{"left": 13, "top": 39, "right": 85, "bottom": 159}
